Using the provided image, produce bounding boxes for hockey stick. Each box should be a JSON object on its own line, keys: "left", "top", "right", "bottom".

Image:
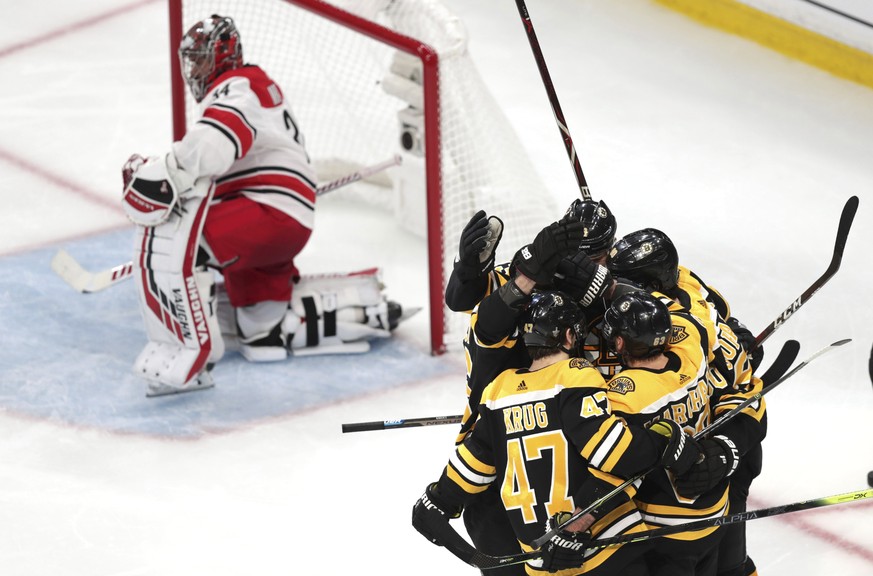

{"left": 342, "top": 341, "right": 800, "bottom": 434}
{"left": 530, "top": 337, "right": 847, "bottom": 550}
{"left": 342, "top": 414, "right": 463, "bottom": 433}
{"left": 754, "top": 195, "right": 858, "bottom": 348}
{"left": 449, "top": 488, "right": 873, "bottom": 569}
{"left": 50, "top": 155, "right": 403, "bottom": 294}
{"left": 569, "top": 488, "right": 873, "bottom": 552}
{"left": 514, "top": 0, "right": 591, "bottom": 200}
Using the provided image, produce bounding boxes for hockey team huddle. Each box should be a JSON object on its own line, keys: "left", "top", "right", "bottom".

{"left": 411, "top": 199, "right": 771, "bottom": 576}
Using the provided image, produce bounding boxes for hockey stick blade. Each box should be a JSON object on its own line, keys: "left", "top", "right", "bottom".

{"left": 755, "top": 195, "right": 858, "bottom": 348}
{"left": 342, "top": 414, "right": 462, "bottom": 433}
{"left": 531, "top": 338, "right": 850, "bottom": 550}
{"left": 51, "top": 249, "right": 133, "bottom": 294}
{"left": 758, "top": 339, "right": 800, "bottom": 386}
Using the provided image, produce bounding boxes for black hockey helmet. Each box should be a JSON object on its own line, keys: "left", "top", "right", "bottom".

{"left": 522, "top": 290, "right": 587, "bottom": 353}
{"left": 565, "top": 199, "right": 617, "bottom": 259}
{"left": 606, "top": 228, "right": 679, "bottom": 292}
{"left": 601, "top": 290, "right": 672, "bottom": 359}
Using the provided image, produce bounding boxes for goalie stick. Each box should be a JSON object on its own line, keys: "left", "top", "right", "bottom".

{"left": 514, "top": 0, "right": 591, "bottom": 200}
{"left": 433, "top": 488, "right": 873, "bottom": 570}
{"left": 754, "top": 195, "right": 858, "bottom": 348}
{"left": 50, "top": 155, "right": 403, "bottom": 294}
{"left": 342, "top": 340, "right": 802, "bottom": 434}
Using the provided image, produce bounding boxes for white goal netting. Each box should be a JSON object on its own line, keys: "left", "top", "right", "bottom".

{"left": 171, "top": 0, "right": 559, "bottom": 353}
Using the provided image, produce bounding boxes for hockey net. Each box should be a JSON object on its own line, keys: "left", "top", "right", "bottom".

{"left": 168, "top": 0, "right": 558, "bottom": 354}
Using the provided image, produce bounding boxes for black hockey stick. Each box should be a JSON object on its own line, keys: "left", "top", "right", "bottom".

{"left": 514, "top": 0, "right": 591, "bottom": 200}
{"left": 342, "top": 414, "right": 462, "bottom": 433}
{"left": 530, "top": 337, "right": 847, "bottom": 550}
{"left": 757, "top": 338, "right": 800, "bottom": 386}
{"left": 754, "top": 195, "right": 858, "bottom": 348}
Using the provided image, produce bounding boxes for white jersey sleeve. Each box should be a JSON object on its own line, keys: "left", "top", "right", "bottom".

{"left": 172, "top": 65, "right": 317, "bottom": 228}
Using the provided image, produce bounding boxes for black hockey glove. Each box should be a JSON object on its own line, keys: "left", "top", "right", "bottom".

{"left": 726, "top": 316, "right": 763, "bottom": 372}
{"left": 537, "top": 512, "right": 592, "bottom": 573}
{"left": 454, "top": 210, "right": 504, "bottom": 281}
{"left": 553, "top": 251, "right": 613, "bottom": 309}
{"left": 649, "top": 419, "right": 703, "bottom": 477}
{"left": 516, "top": 215, "right": 585, "bottom": 284}
{"left": 674, "top": 435, "right": 740, "bottom": 498}
{"left": 411, "top": 482, "right": 462, "bottom": 547}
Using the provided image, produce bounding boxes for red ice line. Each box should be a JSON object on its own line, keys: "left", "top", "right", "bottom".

{"left": 747, "top": 494, "right": 873, "bottom": 565}
{"left": 0, "top": 1, "right": 157, "bottom": 257}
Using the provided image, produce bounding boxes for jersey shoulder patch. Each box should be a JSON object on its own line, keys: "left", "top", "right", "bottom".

{"left": 670, "top": 325, "right": 689, "bottom": 344}
{"left": 569, "top": 357, "right": 594, "bottom": 370}
{"left": 608, "top": 375, "right": 636, "bottom": 395}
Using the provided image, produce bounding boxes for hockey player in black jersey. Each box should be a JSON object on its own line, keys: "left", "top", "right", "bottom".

{"left": 599, "top": 290, "right": 734, "bottom": 575}
{"left": 606, "top": 229, "right": 766, "bottom": 576}
{"left": 439, "top": 201, "right": 616, "bottom": 575}
{"left": 412, "top": 290, "right": 703, "bottom": 575}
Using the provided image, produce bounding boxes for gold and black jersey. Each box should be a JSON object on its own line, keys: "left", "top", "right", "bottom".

{"left": 606, "top": 311, "right": 729, "bottom": 541}
{"left": 457, "top": 265, "right": 530, "bottom": 444}
{"left": 440, "top": 358, "right": 659, "bottom": 575}
{"left": 668, "top": 266, "right": 767, "bottom": 453}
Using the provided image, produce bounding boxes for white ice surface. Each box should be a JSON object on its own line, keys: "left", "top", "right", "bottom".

{"left": 0, "top": 1, "right": 871, "bottom": 574}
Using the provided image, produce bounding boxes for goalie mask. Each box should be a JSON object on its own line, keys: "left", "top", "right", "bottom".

{"left": 607, "top": 228, "right": 679, "bottom": 292}
{"left": 565, "top": 199, "right": 617, "bottom": 261}
{"left": 179, "top": 14, "right": 243, "bottom": 103}
{"left": 601, "top": 290, "right": 671, "bottom": 360}
{"left": 522, "top": 290, "right": 587, "bottom": 356}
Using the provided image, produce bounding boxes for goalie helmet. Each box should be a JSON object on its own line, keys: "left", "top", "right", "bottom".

{"left": 601, "top": 290, "right": 672, "bottom": 359}
{"left": 522, "top": 290, "right": 587, "bottom": 353}
{"left": 179, "top": 15, "right": 243, "bottom": 103}
{"left": 607, "top": 228, "right": 679, "bottom": 292}
{"left": 565, "top": 199, "right": 617, "bottom": 260}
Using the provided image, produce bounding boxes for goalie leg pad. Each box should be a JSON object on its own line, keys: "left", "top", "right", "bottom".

{"left": 132, "top": 179, "right": 223, "bottom": 392}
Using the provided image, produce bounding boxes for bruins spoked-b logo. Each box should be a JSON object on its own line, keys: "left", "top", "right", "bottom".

{"left": 670, "top": 325, "right": 688, "bottom": 344}
{"left": 569, "top": 358, "right": 593, "bottom": 370}
{"left": 608, "top": 376, "right": 635, "bottom": 394}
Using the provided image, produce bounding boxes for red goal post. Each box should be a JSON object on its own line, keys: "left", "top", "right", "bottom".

{"left": 167, "top": 0, "right": 559, "bottom": 355}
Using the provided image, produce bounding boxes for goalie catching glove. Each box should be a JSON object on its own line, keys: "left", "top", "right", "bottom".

{"left": 454, "top": 210, "right": 504, "bottom": 281}
{"left": 515, "top": 214, "right": 585, "bottom": 284}
{"left": 122, "top": 153, "right": 193, "bottom": 227}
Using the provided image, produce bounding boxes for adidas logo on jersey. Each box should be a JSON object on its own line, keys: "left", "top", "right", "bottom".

{"left": 516, "top": 380, "right": 528, "bottom": 392}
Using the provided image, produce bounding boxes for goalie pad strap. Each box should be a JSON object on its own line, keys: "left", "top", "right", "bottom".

{"left": 302, "top": 296, "right": 319, "bottom": 347}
